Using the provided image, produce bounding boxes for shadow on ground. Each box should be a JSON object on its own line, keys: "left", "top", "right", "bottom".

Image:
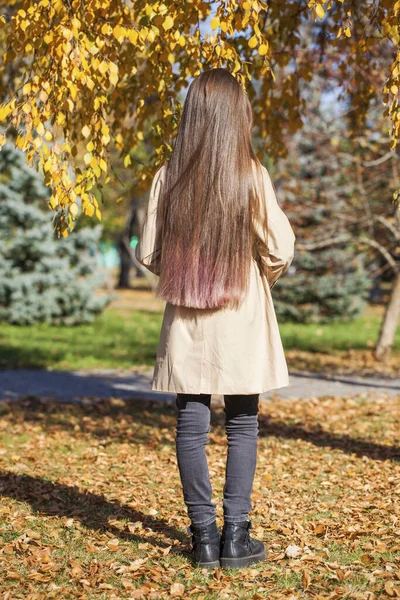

{"left": 0, "top": 470, "right": 186, "bottom": 550}
{"left": 1, "top": 396, "right": 399, "bottom": 462}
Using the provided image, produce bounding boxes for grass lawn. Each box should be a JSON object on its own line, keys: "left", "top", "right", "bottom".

{"left": 0, "top": 296, "right": 399, "bottom": 374}
{"left": 0, "top": 308, "right": 163, "bottom": 371}
{"left": 0, "top": 393, "right": 399, "bottom": 599}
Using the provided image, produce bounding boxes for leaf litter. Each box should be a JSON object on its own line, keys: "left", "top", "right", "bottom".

{"left": 0, "top": 392, "right": 399, "bottom": 599}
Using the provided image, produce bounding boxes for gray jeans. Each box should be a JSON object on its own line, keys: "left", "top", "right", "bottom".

{"left": 175, "top": 393, "right": 259, "bottom": 526}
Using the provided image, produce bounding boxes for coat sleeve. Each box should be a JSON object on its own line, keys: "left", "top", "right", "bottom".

{"left": 254, "top": 165, "right": 296, "bottom": 289}
{"left": 135, "top": 166, "right": 165, "bottom": 276}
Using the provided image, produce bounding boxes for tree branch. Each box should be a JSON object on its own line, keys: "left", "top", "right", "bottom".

{"left": 375, "top": 215, "right": 400, "bottom": 241}
{"left": 357, "top": 237, "right": 398, "bottom": 271}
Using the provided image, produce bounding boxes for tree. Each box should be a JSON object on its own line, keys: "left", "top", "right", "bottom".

{"left": 0, "top": 142, "right": 111, "bottom": 325}
{"left": 0, "top": 1, "right": 398, "bottom": 235}
{"left": 276, "top": 91, "right": 399, "bottom": 356}
{"left": 272, "top": 100, "right": 371, "bottom": 323}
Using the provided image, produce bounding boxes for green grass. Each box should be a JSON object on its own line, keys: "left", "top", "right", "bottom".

{"left": 280, "top": 313, "right": 400, "bottom": 352}
{"left": 0, "top": 308, "right": 163, "bottom": 370}
{"left": 0, "top": 305, "right": 398, "bottom": 370}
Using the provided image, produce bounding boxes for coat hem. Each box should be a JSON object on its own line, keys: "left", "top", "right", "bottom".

{"left": 151, "top": 379, "right": 290, "bottom": 396}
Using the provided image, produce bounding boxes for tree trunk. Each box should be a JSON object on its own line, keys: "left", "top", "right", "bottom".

{"left": 117, "top": 240, "right": 132, "bottom": 288}
{"left": 117, "top": 198, "right": 137, "bottom": 289}
{"left": 375, "top": 270, "right": 400, "bottom": 362}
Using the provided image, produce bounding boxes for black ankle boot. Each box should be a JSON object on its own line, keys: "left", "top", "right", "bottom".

{"left": 187, "top": 520, "right": 221, "bottom": 568}
{"left": 220, "top": 520, "right": 266, "bottom": 569}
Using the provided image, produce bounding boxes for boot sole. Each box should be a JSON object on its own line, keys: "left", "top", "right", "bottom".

{"left": 220, "top": 547, "right": 266, "bottom": 569}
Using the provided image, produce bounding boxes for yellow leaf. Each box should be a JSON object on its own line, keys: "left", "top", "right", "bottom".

{"left": 258, "top": 43, "right": 269, "bottom": 56}
{"left": 109, "top": 71, "right": 118, "bottom": 86}
{"left": 211, "top": 16, "right": 220, "bottom": 30}
{"left": 162, "top": 16, "right": 174, "bottom": 31}
{"left": 69, "top": 202, "right": 79, "bottom": 217}
{"left": 69, "top": 83, "right": 78, "bottom": 100}
{"left": 248, "top": 35, "right": 258, "bottom": 49}
{"left": 56, "top": 112, "right": 66, "bottom": 126}
{"left": 99, "top": 158, "right": 107, "bottom": 172}
{"left": 0, "top": 103, "right": 11, "bottom": 121}
{"left": 83, "top": 203, "right": 95, "bottom": 217}
{"left": 233, "top": 59, "right": 241, "bottom": 73}
{"left": 124, "top": 154, "right": 131, "bottom": 167}
{"left": 113, "top": 24, "right": 122, "bottom": 39}
{"left": 49, "top": 195, "right": 58, "bottom": 209}
{"left": 128, "top": 29, "right": 138, "bottom": 45}
{"left": 82, "top": 125, "right": 91, "bottom": 138}
{"left": 36, "top": 122, "right": 45, "bottom": 136}
{"left": 344, "top": 26, "right": 351, "bottom": 37}
{"left": 315, "top": 4, "right": 325, "bottom": 19}
{"left": 99, "top": 60, "right": 108, "bottom": 74}
{"left": 84, "top": 152, "right": 92, "bottom": 165}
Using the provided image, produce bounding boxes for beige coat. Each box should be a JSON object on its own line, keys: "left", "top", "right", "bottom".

{"left": 135, "top": 163, "right": 296, "bottom": 395}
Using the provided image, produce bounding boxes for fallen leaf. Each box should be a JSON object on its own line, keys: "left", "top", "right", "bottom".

{"left": 286, "top": 544, "right": 302, "bottom": 558}
{"left": 170, "top": 582, "right": 185, "bottom": 597}
{"left": 385, "top": 581, "right": 395, "bottom": 596}
{"left": 302, "top": 570, "right": 311, "bottom": 590}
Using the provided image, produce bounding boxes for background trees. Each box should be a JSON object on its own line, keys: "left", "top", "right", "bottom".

{"left": 273, "top": 83, "right": 400, "bottom": 355}
{"left": 0, "top": 143, "right": 110, "bottom": 324}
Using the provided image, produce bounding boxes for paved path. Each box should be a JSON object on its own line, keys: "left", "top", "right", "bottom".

{"left": 1, "top": 369, "right": 399, "bottom": 403}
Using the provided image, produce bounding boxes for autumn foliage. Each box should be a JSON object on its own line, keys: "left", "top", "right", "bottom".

{"left": 0, "top": 0, "right": 399, "bottom": 234}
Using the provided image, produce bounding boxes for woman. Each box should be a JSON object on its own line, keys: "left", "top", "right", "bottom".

{"left": 136, "top": 68, "right": 295, "bottom": 569}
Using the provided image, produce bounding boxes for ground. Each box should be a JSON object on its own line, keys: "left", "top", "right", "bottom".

{"left": 1, "top": 287, "right": 399, "bottom": 598}
{"left": 0, "top": 392, "right": 399, "bottom": 599}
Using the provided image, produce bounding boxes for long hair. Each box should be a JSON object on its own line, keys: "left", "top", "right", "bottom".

{"left": 155, "top": 68, "right": 268, "bottom": 310}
